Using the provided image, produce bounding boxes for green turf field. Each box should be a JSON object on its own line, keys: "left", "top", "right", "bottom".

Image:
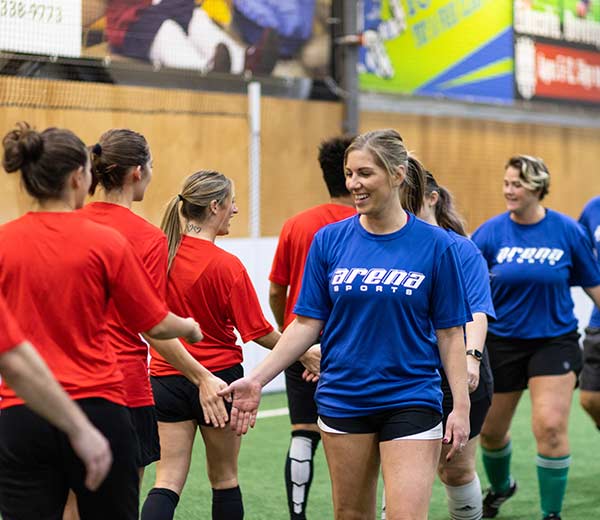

{"left": 140, "top": 391, "right": 600, "bottom": 519}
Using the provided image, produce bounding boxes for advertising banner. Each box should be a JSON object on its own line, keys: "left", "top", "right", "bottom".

{"left": 514, "top": 0, "right": 600, "bottom": 103}
{"left": 358, "top": 0, "right": 514, "bottom": 104}
{"left": 0, "top": 0, "right": 81, "bottom": 57}
{"left": 80, "top": 0, "right": 331, "bottom": 80}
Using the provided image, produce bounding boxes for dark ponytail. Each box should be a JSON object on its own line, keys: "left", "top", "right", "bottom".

{"left": 2, "top": 121, "right": 87, "bottom": 201}
{"left": 427, "top": 174, "right": 467, "bottom": 237}
{"left": 89, "top": 128, "right": 150, "bottom": 195}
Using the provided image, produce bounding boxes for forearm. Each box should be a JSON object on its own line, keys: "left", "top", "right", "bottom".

{"left": 0, "top": 342, "right": 92, "bottom": 437}
{"left": 268, "top": 283, "right": 288, "bottom": 331}
{"left": 584, "top": 285, "right": 600, "bottom": 309}
{"left": 437, "top": 326, "right": 470, "bottom": 411}
{"left": 253, "top": 329, "right": 281, "bottom": 350}
{"left": 250, "top": 317, "right": 322, "bottom": 387}
{"left": 145, "top": 336, "right": 211, "bottom": 386}
{"left": 146, "top": 312, "right": 195, "bottom": 340}
{"left": 465, "top": 312, "right": 488, "bottom": 353}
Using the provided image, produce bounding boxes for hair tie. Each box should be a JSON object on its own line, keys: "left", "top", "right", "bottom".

{"left": 177, "top": 194, "right": 184, "bottom": 202}
{"left": 92, "top": 143, "right": 102, "bottom": 156}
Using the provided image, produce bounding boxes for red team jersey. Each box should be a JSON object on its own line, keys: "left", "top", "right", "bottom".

{"left": 0, "top": 212, "right": 169, "bottom": 409}
{"left": 81, "top": 202, "right": 169, "bottom": 407}
{"left": 150, "top": 235, "right": 273, "bottom": 376}
{"left": 269, "top": 204, "right": 355, "bottom": 328}
{"left": 0, "top": 293, "right": 25, "bottom": 355}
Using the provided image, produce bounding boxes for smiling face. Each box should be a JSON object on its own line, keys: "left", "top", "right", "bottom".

{"left": 344, "top": 149, "right": 404, "bottom": 218}
{"left": 215, "top": 188, "right": 238, "bottom": 236}
{"left": 503, "top": 165, "right": 541, "bottom": 215}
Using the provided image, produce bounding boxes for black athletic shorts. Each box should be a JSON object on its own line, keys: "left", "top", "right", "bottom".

{"left": 580, "top": 327, "right": 600, "bottom": 391}
{"left": 318, "top": 407, "right": 442, "bottom": 442}
{"left": 151, "top": 364, "right": 243, "bottom": 425}
{"left": 129, "top": 405, "right": 160, "bottom": 467}
{"left": 0, "top": 398, "right": 139, "bottom": 520}
{"left": 486, "top": 329, "right": 582, "bottom": 393}
{"left": 285, "top": 361, "right": 318, "bottom": 425}
{"left": 441, "top": 346, "right": 493, "bottom": 439}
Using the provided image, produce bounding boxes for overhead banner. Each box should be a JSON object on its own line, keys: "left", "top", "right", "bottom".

{"left": 514, "top": 0, "right": 600, "bottom": 104}
{"left": 358, "top": 0, "right": 514, "bottom": 104}
{"left": 0, "top": 0, "right": 81, "bottom": 57}
{"left": 81, "top": 0, "right": 331, "bottom": 80}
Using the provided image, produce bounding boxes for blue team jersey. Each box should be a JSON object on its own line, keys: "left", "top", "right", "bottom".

{"left": 294, "top": 214, "right": 471, "bottom": 418}
{"left": 449, "top": 230, "right": 496, "bottom": 319}
{"left": 472, "top": 210, "right": 600, "bottom": 339}
{"left": 579, "top": 196, "right": 600, "bottom": 328}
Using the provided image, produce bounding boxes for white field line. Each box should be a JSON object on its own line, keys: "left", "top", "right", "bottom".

{"left": 257, "top": 407, "right": 289, "bottom": 419}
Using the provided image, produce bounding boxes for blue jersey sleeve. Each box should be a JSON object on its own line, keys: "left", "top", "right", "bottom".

{"left": 568, "top": 220, "right": 600, "bottom": 288}
{"left": 459, "top": 240, "right": 496, "bottom": 318}
{"left": 294, "top": 230, "right": 332, "bottom": 320}
{"left": 470, "top": 224, "right": 492, "bottom": 266}
{"left": 430, "top": 243, "right": 472, "bottom": 329}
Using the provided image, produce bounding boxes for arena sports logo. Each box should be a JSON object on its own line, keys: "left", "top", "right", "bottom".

{"left": 331, "top": 267, "right": 425, "bottom": 295}
{"left": 495, "top": 247, "right": 564, "bottom": 266}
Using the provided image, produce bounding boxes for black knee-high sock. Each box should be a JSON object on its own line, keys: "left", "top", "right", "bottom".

{"left": 285, "top": 430, "right": 321, "bottom": 519}
{"left": 212, "top": 486, "right": 243, "bottom": 520}
{"left": 140, "top": 487, "right": 179, "bottom": 520}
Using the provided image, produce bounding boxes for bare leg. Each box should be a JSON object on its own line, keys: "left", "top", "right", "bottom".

{"left": 380, "top": 439, "right": 440, "bottom": 520}
{"left": 321, "top": 431, "right": 380, "bottom": 520}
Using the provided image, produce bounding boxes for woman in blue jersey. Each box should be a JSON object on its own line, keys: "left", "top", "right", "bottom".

{"left": 578, "top": 196, "right": 600, "bottom": 429}
{"left": 220, "top": 129, "right": 472, "bottom": 519}
{"left": 472, "top": 155, "right": 600, "bottom": 520}
{"left": 395, "top": 157, "right": 495, "bottom": 520}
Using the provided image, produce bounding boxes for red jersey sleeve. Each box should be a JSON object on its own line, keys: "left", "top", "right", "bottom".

{"left": 269, "top": 220, "right": 292, "bottom": 287}
{"left": 226, "top": 269, "right": 274, "bottom": 343}
{"left": 0, "top": 294, "right": 25, "bottom": 354}
{"left": 110, "top": 242, "right": 169, "bottom": 333}
{"left": 143, "top": 233, "right": 169, "bottom": 300}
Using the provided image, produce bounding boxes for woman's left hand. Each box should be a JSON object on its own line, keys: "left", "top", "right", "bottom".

{"left": 443, "top": 405, "right": 470, "bottom": 462}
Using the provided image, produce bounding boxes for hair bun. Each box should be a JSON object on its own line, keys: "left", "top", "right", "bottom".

{"left": 2, "top": 122, "right": 44, "bottom": 173}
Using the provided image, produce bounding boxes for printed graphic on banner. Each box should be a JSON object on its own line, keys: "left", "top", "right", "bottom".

{"left": 358, "top": 0, "right": 514, "bottom": 104}
{"left": 80, "top": 0, "right": 330, "bottom": 79}
{"left": 514, "top": 0, "right": 600, "bottom": 103}
{"left": 0, "top": 0, "right": 81, "bottom": 57}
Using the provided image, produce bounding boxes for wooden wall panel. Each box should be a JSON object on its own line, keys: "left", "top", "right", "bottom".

{"left": 361, "top": 112, "right": 600, "bottom": 232}
{"left": 260, "top": 97, "right": 342, "bottom": 236}
{"left": 1, "top": 77, "right": 599, "bottom": 238}
{"left": 0, "top": 77, "right": 250, "bottom": 235}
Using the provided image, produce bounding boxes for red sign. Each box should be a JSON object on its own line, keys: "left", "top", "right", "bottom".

{"left": 530, "top": 42, "right": 600, "bottom": 102}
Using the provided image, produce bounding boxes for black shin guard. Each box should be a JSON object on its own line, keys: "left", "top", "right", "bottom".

{"left": 285, "top": 430, "right": 321, "bottom": 519}
{"left": 140, "top": 487, "right": 179, "bottom": 520}
{"left": 212, "top": 486, "right": 243, "bottom": 520}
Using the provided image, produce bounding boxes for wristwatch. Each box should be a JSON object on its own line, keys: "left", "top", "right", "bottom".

{"left": 466, "top": 349, "right": 482, "bottom": 361}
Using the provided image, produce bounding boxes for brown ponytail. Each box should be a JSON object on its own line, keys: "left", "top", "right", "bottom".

{"left": 89, "top": 129, "right": 150, "bottom": 195}
{"left": 427, "top": 174, "right": 467, "bottom": 237}
{"left": 400, "top": 155, "right": 426, "bottom": 215}
{"left": 161, "top": 170, "right": 232, "bottom": 270}
{"left": 2, "top": 122, "right": 87, "bottom": 201}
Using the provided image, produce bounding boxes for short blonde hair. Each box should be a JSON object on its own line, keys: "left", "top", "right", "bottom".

{"left": 506, "top": 155, "right": 550, "bottom": 200}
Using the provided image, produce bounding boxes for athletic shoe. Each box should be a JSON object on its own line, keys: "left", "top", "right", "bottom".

{"left": 482, "top": 479, "right": 517, "bottom": 518}
{"left": 543, "top": 514, "right": 561, "bottom": 520}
